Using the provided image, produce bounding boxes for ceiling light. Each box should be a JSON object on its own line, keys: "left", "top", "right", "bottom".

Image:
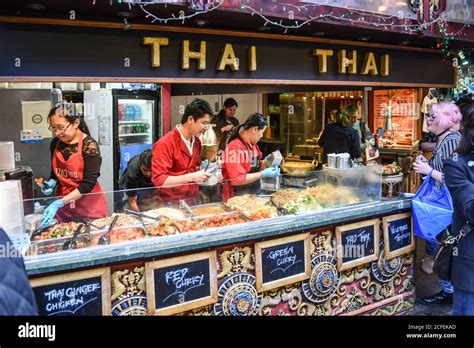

{"left": 359, "top": 37, "right": 370, "bottom": 41}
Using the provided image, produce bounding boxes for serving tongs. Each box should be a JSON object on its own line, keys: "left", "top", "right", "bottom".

{"left": 63, "top": 223, "right": 89, "bottom": 250}
{"left": 98, "top": 215, "right": 119, "bottom": 246}
{"left": 124, "top": 208, "right": 182, "bottom": 234}
{"left": 269, "top": 197, "right": 293, "bottom": 216}
{"left": 179, "top": 199, "right": 195, "bottom": 219}
{"left": 30, "top": 221, "right": 59, "bottom": 241}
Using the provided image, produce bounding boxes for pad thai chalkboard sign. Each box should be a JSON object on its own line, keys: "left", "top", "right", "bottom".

{"left": 255, "top": 233, "right": 311, "bottom": 292}
{"left": 383, "top": 213, "right": 415, "bottom": 259}
{"left": 145, "top": 251, "right": 217, "bottom": 315}
{"left": 30, "top": 267, "right": 111, "bottom": 316}
{"left": 336, "top": 219, "right": 380, "bottom": 271}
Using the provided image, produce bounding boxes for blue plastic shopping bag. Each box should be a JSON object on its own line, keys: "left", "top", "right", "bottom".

{"left": 412, "top": 171, "right": 453, "bottom": 241}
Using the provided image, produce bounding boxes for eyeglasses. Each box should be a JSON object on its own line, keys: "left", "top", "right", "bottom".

{"left": 426, "top": 113, "right": 436, "bottom": 122}
{"left": 48, "top": 123, "right": 72, "bottom": 134}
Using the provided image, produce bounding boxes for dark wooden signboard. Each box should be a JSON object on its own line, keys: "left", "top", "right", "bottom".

{"left": 30, "top": 268, "right": 111, "bottom": 316}
{"left": 145, "top": 251, "right": 217, "bottom": 315}
{"left": 383, "top": 213, "right": 415, "bottom": 259}
{"left": 336, "top": 219, "right": 380, "bottom": 271}
{"left": 255, "top": 233, "right": 311, "bottom": 292}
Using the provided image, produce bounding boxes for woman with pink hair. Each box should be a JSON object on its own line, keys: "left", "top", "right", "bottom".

{"left": 413, "top": 101, "right": 462, "bottom": 305}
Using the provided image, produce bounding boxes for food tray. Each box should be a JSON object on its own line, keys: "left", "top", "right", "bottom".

{"left": 27, "top": 234, "right": 90, "bottom": 256}
{"left": 190, "top": 203, "right": 230, "bottom": 217}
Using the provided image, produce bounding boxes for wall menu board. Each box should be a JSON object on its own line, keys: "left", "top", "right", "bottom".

{"left": 373, "top": 89, "right": 418, "bottom": 143}
{"left": 336, "top": 219, "right": 380, "bottom": 271}
{"left": 145, "top": 251, "right": 217, "bottom": 315}
{"left": 30, "top": 268, "right": 111, "bottom": 316}
{"left": 383, "top": 213, "right": 415, "bottom": 259}
{"left": 255, "top": 233, "right": 311, "bottom": 292}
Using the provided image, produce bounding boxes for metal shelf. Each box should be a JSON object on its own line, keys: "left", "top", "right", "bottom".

{"left": 119, "top": 133, "right": 149, "bottom": 137}
{"left": 119, "top": 120, "right": 150, "bottom": 124}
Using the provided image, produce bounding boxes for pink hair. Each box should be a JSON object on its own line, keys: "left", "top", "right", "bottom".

{"left": 430, "top": 102, "right": 462, "bottom": 131}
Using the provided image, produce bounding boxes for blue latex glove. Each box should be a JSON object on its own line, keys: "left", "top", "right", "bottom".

{"left": 262, "top": 167, "right": 280, "bottom": 178}
{"left": 41, "top": 179, "right": 57, "bottom": 196}
{"left": 39, "top": 199, "right": 64, "bottom": 229}
{"left": 200, "top": 160, "right": 210, "bottom": 171}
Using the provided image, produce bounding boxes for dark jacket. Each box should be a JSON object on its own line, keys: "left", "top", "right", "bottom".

{"left": 318, "top": 123, "right": 361, "bottom": 162}
{"left": 444, "top": 154, "right": 474, "bottom": 292}
{"left": 0, "top": 229, "right": 38, "bottom": 315}
{"left": 211, "top": 113, "right": 239, "bottom": 151}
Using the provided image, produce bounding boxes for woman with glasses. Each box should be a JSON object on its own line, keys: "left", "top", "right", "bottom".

{"left": 38, "top": 103, "right": 108, "bottom": 228}
{"left": 413, "top": 101, "right": 462, "bottom": 305}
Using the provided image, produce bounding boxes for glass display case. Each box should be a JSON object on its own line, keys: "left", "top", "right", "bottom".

{"left": 15, "top": 166, "right": 382, "bottom": 258}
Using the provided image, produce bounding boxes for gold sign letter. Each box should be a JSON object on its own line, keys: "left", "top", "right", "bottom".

{"left": 313, "top": 49, "right": 334, "bottom": 73}
{"left": 248, "top": 46, "right": 257, "bottom": 72}
{"left": 361, "top": 52, "right": 378, "bottom": 75}
{"left": 381, "top": 54, "right": 390, "bottom": 76}
{"left": 218, "top": 44, "right": 239, "bottom": 71}
{"left": 338, "top": 50, "right": 357, "bottom": 74}
{"left": 143, "top": 37, "right": 169, "bottom": 68}
{"left": 182, "top": 40, "right": 206, "bottom": 70}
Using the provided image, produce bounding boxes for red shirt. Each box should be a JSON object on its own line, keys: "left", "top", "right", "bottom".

{"left": 152, "top": 128, "right": 201, "bottom": 203}
{"left": 222, "top": 136, "right": 262, "bottom": 201}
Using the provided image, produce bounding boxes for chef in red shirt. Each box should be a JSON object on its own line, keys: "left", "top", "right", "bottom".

{"left": 222, "top": 113, "right": 280, "bottom": 201}
{"left": 152, "top": 99, "right": 213, "bottom": 204}
{"left": 38, "top": 103, "right": 108, "bottom": 228}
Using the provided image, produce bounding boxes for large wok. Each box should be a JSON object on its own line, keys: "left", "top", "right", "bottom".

{"left": 280, "top": 159, "right": 318, "bottom": 177}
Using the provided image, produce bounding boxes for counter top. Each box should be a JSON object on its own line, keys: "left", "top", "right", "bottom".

{"left": 379, "top": 145, "right": 418, "bottom": 155}
{"left": 25, "top": 197, "right": 413, "bottom": 276}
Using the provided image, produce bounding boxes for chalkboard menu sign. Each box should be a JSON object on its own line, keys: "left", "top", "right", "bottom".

{"left": 30, "top": 268, "right": 111, "bottom": 316}
{"left": 336, "top": 219, "right": 380, "bottom": 271}
{"left": 255, "top": 233, "right": 311, "bottom": 292}
{"left": 383, "top": 213, "right": 415, "bottom": 259}
{"left": 145, "top": 251, "right": 217, "bottom": 315}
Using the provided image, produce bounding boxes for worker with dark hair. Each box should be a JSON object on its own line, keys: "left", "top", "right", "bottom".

{"left": 211, "top": 97, "right": 240, "bottom": 151}
{"left": 152, "top": 98, "right": 214, "bottom": 203}
{"left": 346, "top": 103, "right": 373, "bottom": 151}
{"left": 318, "top": 109, "right": 361, "bottom": 162}
{"left": 119, "top": 149, "right": 155, "bottom": 212}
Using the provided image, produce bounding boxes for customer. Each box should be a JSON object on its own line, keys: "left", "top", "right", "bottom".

{"left": 211, "top": 98, "right": 240, "bottom": 152}
{"left": 444, "top": 103, "right": 474, "bottom": 315}
{"left": 0, "top": 228, "right": 38, "bottom": 315}
{"left": 318, "top": 109, "right": 361, "bottom": 162}
{"left": 413, "top": 102, "right": 462, "bottom": 305}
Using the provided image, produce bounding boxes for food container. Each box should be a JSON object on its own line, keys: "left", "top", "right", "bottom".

{"left": 336, "top": 153, "right": 351, "bottom": 169}
{"left": 327, "top": 153, "right": 337, "bottom": 168}
{"left": 27, "top": 233, "right": 90, "bottom": 255}
{"left": 281, "top": 160, "right": 318, "bottom": 177}
{"left": 190, "top": 203, "right": 229, "bottom": 217}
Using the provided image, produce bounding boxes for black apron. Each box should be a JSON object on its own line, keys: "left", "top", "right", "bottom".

{"left": 233, "top": 136, "right": 262, "bottom": 196}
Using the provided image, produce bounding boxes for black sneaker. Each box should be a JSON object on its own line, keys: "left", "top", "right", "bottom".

{"left": 421, "top": 290, "right": 453, "bottom": 305}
